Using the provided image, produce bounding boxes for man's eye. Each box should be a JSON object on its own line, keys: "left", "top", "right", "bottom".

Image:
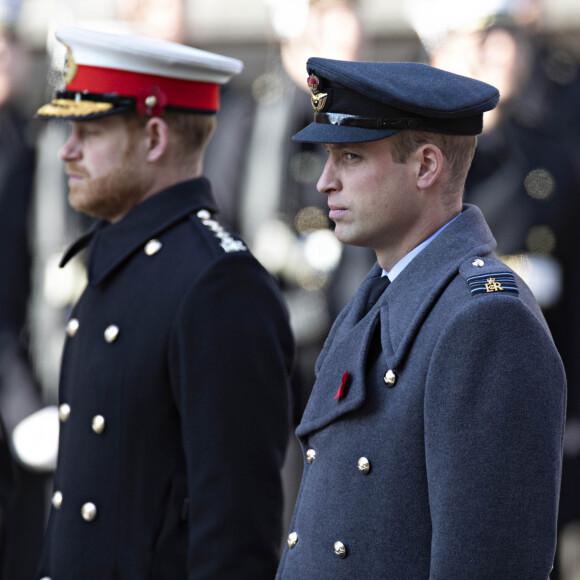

{"left": 345, "top": 152, "right": 359, "bottom": 161}
{"left": 77, "top": 126, "right": 99, "bottom": 138}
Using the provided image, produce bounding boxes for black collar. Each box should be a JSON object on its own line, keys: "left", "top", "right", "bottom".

{"left": 60, "top": 177, "right": 219, "bottom": 286}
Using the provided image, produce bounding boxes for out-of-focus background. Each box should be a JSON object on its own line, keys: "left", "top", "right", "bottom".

{"left": 1, "top": 0, "right": 580, "bottom": 578}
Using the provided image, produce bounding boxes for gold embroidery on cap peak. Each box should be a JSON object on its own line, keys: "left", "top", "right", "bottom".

{"left": 36, "top": 99, "right": 114, "bottom": 118}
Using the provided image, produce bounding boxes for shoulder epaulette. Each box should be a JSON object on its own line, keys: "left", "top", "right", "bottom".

{"left": 196, "top": 209, "right": 248, "bottom": 254}
{"left": 460, "top": 257, "right": 519, "bottom": 297}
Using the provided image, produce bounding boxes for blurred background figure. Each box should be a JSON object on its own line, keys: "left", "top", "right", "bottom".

{"left": 0, "top": 1, "right": 48, "bottom": 578}
{"left": 405, "top": 1, "right": 580, "bottom": 577}
{"left": 0, "top": 416, "right": 15, "bottom": 580}
{"left": 203, "top": 0, "right": 375, "bottom": 534}
{"left": 205, "top": 0, "right": 374, "bottom": 420}
{"left": 116, "top": 0, "right": 185, "bottom": 42}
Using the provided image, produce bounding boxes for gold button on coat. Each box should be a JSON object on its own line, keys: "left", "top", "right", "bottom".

{"left": 306, "top": 449, "right": 316, "bottom": 464}
{"left": 334, "top": 541, "right": 347, "bottom": 558}
{"left": 59, "top": 403, "right": 71, "bottom": 423}
{"left": 144, "top": 239, "right": 162, "bottom": 256}
{"left": 66, "top": 318, "right": 80, "bottom": 337}
{"left": 104, "top": 325, "right": 120, "bottom": 343}
{"left": 383, "top": 369, "right": 397, "bottom": 387}
{"left": 52, "top": 490, "right": 63, "bottom": 510}
{"left": 288, "top": 532, "right": 298, "bottom": 549}
{"left": 357, "top": 457, "right": 370, "bottom": 474}
{"left": 81, "top": 502, "right": 98, "bottom": 522}
{"left": 92, "top": 415, "right": 106, "bottom": 434}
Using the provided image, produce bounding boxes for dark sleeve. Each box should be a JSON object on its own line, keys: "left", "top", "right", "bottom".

{"left": 168, "top": 253, "right": 295, "bottom": 580}
{"left": 0, "top": 414, "right": 15, "bottom": 508}
{"left": 0, "top": 116, "right": 41, "bottom": 431}
{"left": 425, "top": 296, "right": 566, "bottom": 579}
{"left": 0, "top": 123, "right": 35, "bottom": 334}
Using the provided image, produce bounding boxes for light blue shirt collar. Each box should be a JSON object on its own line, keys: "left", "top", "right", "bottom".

{"left": 383, "top": 214, "right": 460, "bottom": 281}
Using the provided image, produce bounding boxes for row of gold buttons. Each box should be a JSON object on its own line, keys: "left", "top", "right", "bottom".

{"left": 58, "top": 404, "right": 106, "bottom": 434}
{"left": 43, "top": 237, "right": 165, "bottom": 561}
{"left": 51, "top": 491, "right": 98, "bottom": 522}
{"left": 290, "top": 448, "right": 367, "bottom": 558}
{"left": 63, "top": 236, "right": 162, "bottom": 341}
{"left": 287, "top": 532, "right": 348, "bottom": 559}
{"left": 66, "top": 319, "right": 120, "bottom": 343}
{"left": 306, "top": 448, "right": 371, "bottom": 474}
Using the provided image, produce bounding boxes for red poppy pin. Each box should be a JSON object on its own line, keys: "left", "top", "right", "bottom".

{"left": 334, "top": 371, "right": 350, "bottom": 400}
{"left": 136, "top": 86, "right": 168, "bottom": 116}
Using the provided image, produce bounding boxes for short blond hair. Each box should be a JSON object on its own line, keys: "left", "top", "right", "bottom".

{"left": 390, "top": 130, "right": 477, "bottom": 203}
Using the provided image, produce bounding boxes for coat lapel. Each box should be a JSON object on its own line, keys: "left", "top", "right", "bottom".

{"left": 296, "top": 306, "right": 380, "bottom": 437}
{"left": 297, "top": 263, "right": 389, "bottom": 436}
{"left": 297, "top": 205, "right": 496, "bottom": 437}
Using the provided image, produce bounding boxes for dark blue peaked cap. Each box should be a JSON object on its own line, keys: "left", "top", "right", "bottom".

{"left": 293, "top": 58, "right": 500, "bottom": 143}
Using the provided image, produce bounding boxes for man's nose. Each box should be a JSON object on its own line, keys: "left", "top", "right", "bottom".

{"left": 59, "top": 133, "right": 81, "bottom": 162}
{"left": 317, "top": 160, "right": 340, "bottom": 195}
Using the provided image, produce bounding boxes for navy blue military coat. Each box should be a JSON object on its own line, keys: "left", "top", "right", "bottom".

{"left": 277, "top": 204, "right": 566, "bottom": 579}
{"left": 36, "top": 178, "right": 295, "bottom": 580}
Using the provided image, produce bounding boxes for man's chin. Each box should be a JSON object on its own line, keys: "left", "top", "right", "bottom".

{"left": 333, "top": 228, "right": 368, "bottom": 249}
{"left": 68, "top": 189, "right": 86, "bottom": 213}
{"left": 332, "top": 225, "right": 353, "bottom": 245}
{"left": 68, "top": 189, "right": 101, "bottom": 219}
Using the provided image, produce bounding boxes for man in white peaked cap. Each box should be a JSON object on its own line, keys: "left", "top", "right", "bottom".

{"left": 34, "top": 27, "right": 295, "bottom": 580}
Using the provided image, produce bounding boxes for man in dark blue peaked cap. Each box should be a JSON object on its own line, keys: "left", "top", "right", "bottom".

{"left": 276, "top": 57, "right": 566, "bottom": 579}
{"left": 33, "top": 27, "right": 295, "bottom": 580}
{"left": 294, "top": 58, "right": 500, "bottom": 142}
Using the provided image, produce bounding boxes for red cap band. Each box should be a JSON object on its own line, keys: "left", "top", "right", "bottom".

{"left": 67, "top": 65, "right": 220, "bottom": 111}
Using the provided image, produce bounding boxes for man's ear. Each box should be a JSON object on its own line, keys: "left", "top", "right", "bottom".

{"left": 414, "top": 143, "right": 444, "bottom": 190}
{"left": 144, "top": 117, "right": 170, "bottom": 162}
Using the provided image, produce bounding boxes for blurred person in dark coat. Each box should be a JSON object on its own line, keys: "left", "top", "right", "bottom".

{"left": 276, "top": 57, "right": 566, "bottom": 579}
{"left": 0, "top": 18, "right": 48, "bottom": 580}
{"left": 405, "top": 1, "right": 580, "bottom": 576}
{"left": 203, "top": 0, "right": 375, "bottom": 539}
{"left": 33, "top": 27, "right": 294, "bottom": 580}
{"left": 205, "top": 0, "right": 373, "bottom": 418}
{"left": 0, "top": 416, "right": 15, "bottom": 579}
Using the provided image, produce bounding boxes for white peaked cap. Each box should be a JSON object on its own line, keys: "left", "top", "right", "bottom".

{"left": 37, "top": 27, "right": 244, "bottom": 120}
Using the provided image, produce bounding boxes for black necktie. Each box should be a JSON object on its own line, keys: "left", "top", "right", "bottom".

{"left": 364, "top": 275, "right": 390, "bottom": 313}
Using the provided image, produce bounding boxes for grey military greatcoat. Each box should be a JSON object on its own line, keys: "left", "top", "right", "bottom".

{"left": 277, "top": 204, "right": 566, "bottom": 579}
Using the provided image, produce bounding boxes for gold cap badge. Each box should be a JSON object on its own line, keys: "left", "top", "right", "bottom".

{"left": 63, "top": 45, "right": 77, "bottom": 85}
{"left": 307, "top": 74, "right": 328, "bottom": 112}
